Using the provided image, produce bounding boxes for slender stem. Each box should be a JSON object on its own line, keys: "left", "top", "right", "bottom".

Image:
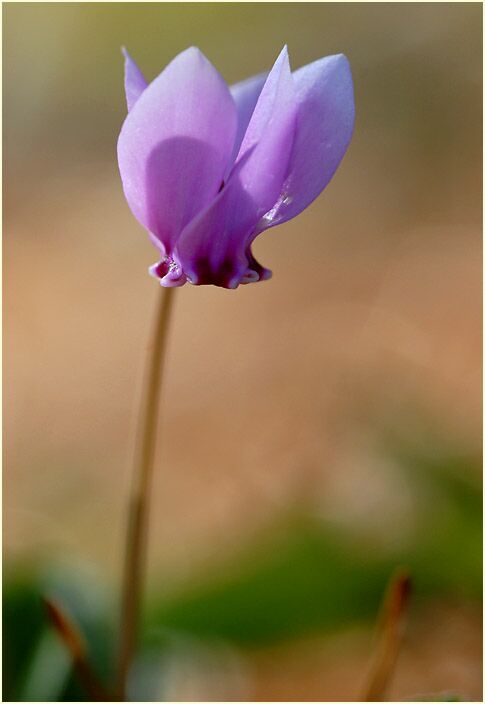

{"left": 361, "top": 569, "right": 412, "bottom": 702}
{"left": 116, "top": 287, "right": 175, "bottom": 699}
{"left": 44, "top": 597, "right": 110, "bottom": 701}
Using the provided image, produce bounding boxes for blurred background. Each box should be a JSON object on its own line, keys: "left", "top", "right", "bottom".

{"left": 3, "top": 2, "right": 482, "bottom": 701}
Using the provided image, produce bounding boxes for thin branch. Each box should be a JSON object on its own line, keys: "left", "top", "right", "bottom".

{"left": 43, "top": 596, "right": 110, "bottom": 701}
{"left": 361, "top": 569, "right": 412, "bottom": 702}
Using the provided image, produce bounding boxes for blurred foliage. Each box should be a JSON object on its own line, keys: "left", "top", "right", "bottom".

{"left": 4, "top": 566, "right": 114, "bottom": 701}
{"left": 4, "top": 441, "right": 481, "bottom": 701}
{"left": 149, "top": 446, "right": 481, "bottom": 649}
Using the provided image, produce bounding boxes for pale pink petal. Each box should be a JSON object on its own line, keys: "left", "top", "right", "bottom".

{"left": 117, "top": 47, "right": 237, "bottom": 253}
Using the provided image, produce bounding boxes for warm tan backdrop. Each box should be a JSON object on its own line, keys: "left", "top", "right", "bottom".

{"left": 4, "top": 3, "right": 482, "bottom": 701}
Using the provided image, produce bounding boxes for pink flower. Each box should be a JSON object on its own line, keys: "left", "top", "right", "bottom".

{"left": 118, "top": 46, "right": 354, "bottom": 288}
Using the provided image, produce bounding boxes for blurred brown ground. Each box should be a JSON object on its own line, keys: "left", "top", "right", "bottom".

{"left": 4, "top": 3, "right": 482, "bottom": 700}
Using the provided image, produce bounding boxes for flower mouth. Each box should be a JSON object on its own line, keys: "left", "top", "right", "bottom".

{"left": 149, "top": 254, "right": 272, "bottom": 289}
{"left": 189, "top": 257, "right": 241, "bottom": 288}
{"left": 151, "top": 256, "right": 242, "bottom": 289}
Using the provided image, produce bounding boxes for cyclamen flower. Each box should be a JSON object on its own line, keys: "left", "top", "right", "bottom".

{"left": 118, "top": 46, "right": 354, "bottom": 288}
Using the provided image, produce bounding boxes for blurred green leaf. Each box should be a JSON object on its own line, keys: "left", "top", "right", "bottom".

{"left": 3, "top": 563, "right": 114, "bottom": 701}
{"left": 388, "top": 444, "right": 482, "bottom": 599}
{"left": 4, "top": 434, "right": 481, "bottom": 698}
{"left": 3, "top": 569, "right": 45, "bottom": 700}
{"left": 147, "top": 515, "right": 392, "bottom": 647}
{"left": 19, "top": 630, "right": 71, "bottom": 702}
{"left": 146, "top": 444, "right": 481, "bottom": 647}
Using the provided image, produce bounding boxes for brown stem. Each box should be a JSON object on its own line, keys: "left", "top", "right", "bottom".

{"left": 361, "top": 569, "right": 412, "bottom": 702}
{"left": 43, "top": 597, "right": 110, "bottom": 701}
{"left": 116, "top": 287, "right": 175, "bottom": 700}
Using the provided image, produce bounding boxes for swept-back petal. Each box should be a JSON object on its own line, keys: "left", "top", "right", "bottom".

{"left": 122, "top": 47, "right": 148, "bottom": 111}
{"left": 260, "top": 53, "right": 354, "bottom": 229}
{"left": 228, "top": 71, "right": 267, "bottom": 168}
{"left": 117, "top": 47, "right": 237, "bottom": 252}
{"left": 229, "top": 46, "right": 298, "bottom": 220}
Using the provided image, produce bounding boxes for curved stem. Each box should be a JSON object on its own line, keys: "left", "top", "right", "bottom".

{"left": 116, "top": 287, "right": 175, "bottom": 699}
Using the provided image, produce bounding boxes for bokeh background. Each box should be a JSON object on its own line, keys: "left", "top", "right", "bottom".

{"left": 4, "top": 2, "right": 482, "bottom": 701}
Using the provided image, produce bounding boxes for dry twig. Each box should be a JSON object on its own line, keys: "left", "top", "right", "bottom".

{"left": 44, "top": 596, "right": 111, "bottom": 701}
{"left": 361, "top": 569, "right": 412, "bottom": 701}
